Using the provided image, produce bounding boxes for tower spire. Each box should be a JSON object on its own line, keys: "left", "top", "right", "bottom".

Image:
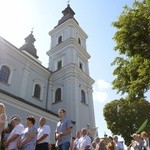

{"left": 19, "top": 31, "right": 39, "bottom": 59}
{"left": 31, "top": 27, "right": 34, "bottom": 34}
{"left": 67, "top": 0, "right": 70, "bottom": 5}
{"left": 57, "top": 2, "right": 78, "bottom": 26}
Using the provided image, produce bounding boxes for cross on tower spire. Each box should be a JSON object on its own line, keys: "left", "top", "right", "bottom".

{"left": 67, "top": 0, "right": 70, "bottom": 5}
{"left": 31, "top": 27, "right": 34, "bottom": 34}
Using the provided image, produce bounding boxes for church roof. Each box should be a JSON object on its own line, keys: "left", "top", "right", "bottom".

{"left": 19, "top": 31, "right": 39, "bottom": 59}
{"left": 56, "top": 4, "right": 79, "bottom": 27}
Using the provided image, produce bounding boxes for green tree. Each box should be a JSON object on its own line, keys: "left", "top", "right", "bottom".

{"left": 112, "top": 55, "right": 150, "bottom": 99}
{"left": 103, "top": 0, "right": 150, "bottom": 145}
{"left": 112, "top": 0, "right": 150, "bottom": 99}
{"left": 103, "top": 98, "right": 150, "bottom": 145}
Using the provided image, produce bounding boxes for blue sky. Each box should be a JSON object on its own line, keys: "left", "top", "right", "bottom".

{"left": 0, "top": 0, "right": 139, "bottom": 138}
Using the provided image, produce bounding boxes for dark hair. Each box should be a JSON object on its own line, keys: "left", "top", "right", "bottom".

{"left": 11, "top": 116, "right": 20, "bottom": 122}
{"left": 26, "top": 116, "right": 35, "bottom": 125}
{"left": 59, "top": 108, "right": 66, "bottom": 113}
{"left": 109, "top": 136, "right": 113, "bottom": 140}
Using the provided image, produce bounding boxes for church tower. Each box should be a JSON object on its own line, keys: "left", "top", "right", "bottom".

{"left": 20, "top": 31, "right": 39, "bottom": 59}
{"left": 47, "top": 4, "right": 95, "bottom": 131}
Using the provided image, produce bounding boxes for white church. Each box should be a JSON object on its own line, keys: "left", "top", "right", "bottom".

{"left": 0, "top": 4, "right": 96, "bottom": 144}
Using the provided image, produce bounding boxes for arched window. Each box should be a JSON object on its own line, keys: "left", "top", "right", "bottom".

{"left": 57, "top": 60, "right": 62, "bottom": 70}
{"left": 34, "top": 84, "right": 41, "bottom": 99}
{"left": 78, "top": 38, "right": 81, "bottom": 45}
{"left": 55, "top": 88, "right": 61, "bottom": 102}
{"left": 58, "top": 36, "right": 62, "bottom": 44}
{"left": 81, "top": 90, "right": 86, "bottom": 103}
{"left": 79, "top": 62, "right": 83, "bottom": 70}
{"left": 0, "top": 65, "right": 10, "bottom": 83}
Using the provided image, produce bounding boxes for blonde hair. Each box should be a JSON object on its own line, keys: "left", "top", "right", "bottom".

{"left": 141, "top": 131, "right": 148, "bottom": 137}
{"left": 0, "top": 103, "right": 7, "bottom": 120}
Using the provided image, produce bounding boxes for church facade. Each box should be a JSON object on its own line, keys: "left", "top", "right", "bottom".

{"left": 0, "top": 4, "right": 95, "bottom": 143}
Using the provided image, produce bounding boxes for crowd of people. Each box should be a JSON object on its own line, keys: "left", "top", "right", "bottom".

{"left": 70, "top": 131, "right": 124, "bottom": 150}
{"left": 69, "top": 128, "right": 150, "bottom": 150}
{"left": 0, "top": 115, "right": 51, "bottom": 150}
{"left": 0, "top": 103, "right": 150, "bottom": 150}
{"left": 0, "top": 103, "right": 51, "bottom": 150}
{"left": 128, "top": 131, "right": 150, "bottom": 150}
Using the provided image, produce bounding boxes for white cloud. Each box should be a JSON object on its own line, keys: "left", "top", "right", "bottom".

{"left": 93, "top": 90, "right": 108, "bottom": 103}
{"left": 93, "top": 79, "right": 111, "bottom": 103}
{"left": 96, "top": 79, "right": 110, "bottom": 89}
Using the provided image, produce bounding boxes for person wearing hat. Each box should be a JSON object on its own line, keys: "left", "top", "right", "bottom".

{"left": 129, "top": 133, "right": 144, "bottom": 150}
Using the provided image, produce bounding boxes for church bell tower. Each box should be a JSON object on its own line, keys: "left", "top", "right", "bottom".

{"left": 47, "top": 4, "right": 95, "bottom": 132}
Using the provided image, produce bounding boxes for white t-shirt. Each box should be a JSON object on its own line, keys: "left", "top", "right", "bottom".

{"left": 37, "top": 125, "right": 51, "bottom": 144}
{"left": 77, "top": 135, "right": 91, "bottom": 149}
{"left": 73, "top": 138, "right": 80, "bottom": 150}
{"left": 6, "top": 123, "right": 24, "bottom": 150}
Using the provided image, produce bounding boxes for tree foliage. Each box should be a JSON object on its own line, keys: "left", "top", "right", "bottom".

{"left": 113, "top": 0, "right": 150, "bottom": 58}
{"left": 103, "top": 0, "right": 150, "bottom": 145}
{"left": 112, "top": 55, "right": 150, "bottom": 99}
{"left": 112, "top": 0, "right": 150, "bottom": 99}
{"left": 103, "top": 98, "right": 150, "bottom": 145}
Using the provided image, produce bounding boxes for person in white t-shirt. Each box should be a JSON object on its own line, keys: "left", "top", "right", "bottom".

{"left": 4, "top": 116, "right": 24, "bottom": 150}
{"left": 77, "top": 128, "right": 92, "bottom": 150}
{"left": 36, "top": 117, "right": 51, "bottom": 150}
{"left": 72, "top": 130, "right": 81, "bottom": 150}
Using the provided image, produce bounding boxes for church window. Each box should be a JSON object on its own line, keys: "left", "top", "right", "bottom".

{"left": 58, "top": 35, "right": 62, "bottom": 44}
{"left": 81, "top": 89, "right": 86, "bottom": 103}
{"left": 78, "top": 38, "right": 81, "bottom": 45}
{"left": 55, "top": 88, "right": 61, "bottom": 102}
{"left": 57, "top": 60, "right": 62, "bottom": 70}
{"left": 33, "top": 84, "right": 41, "bottom": 99}
{"left": 79, "top": 62, "right": 83, "bottom": 70}
{"left": 0, "top": 65, "right": 10, "bottom": 84}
